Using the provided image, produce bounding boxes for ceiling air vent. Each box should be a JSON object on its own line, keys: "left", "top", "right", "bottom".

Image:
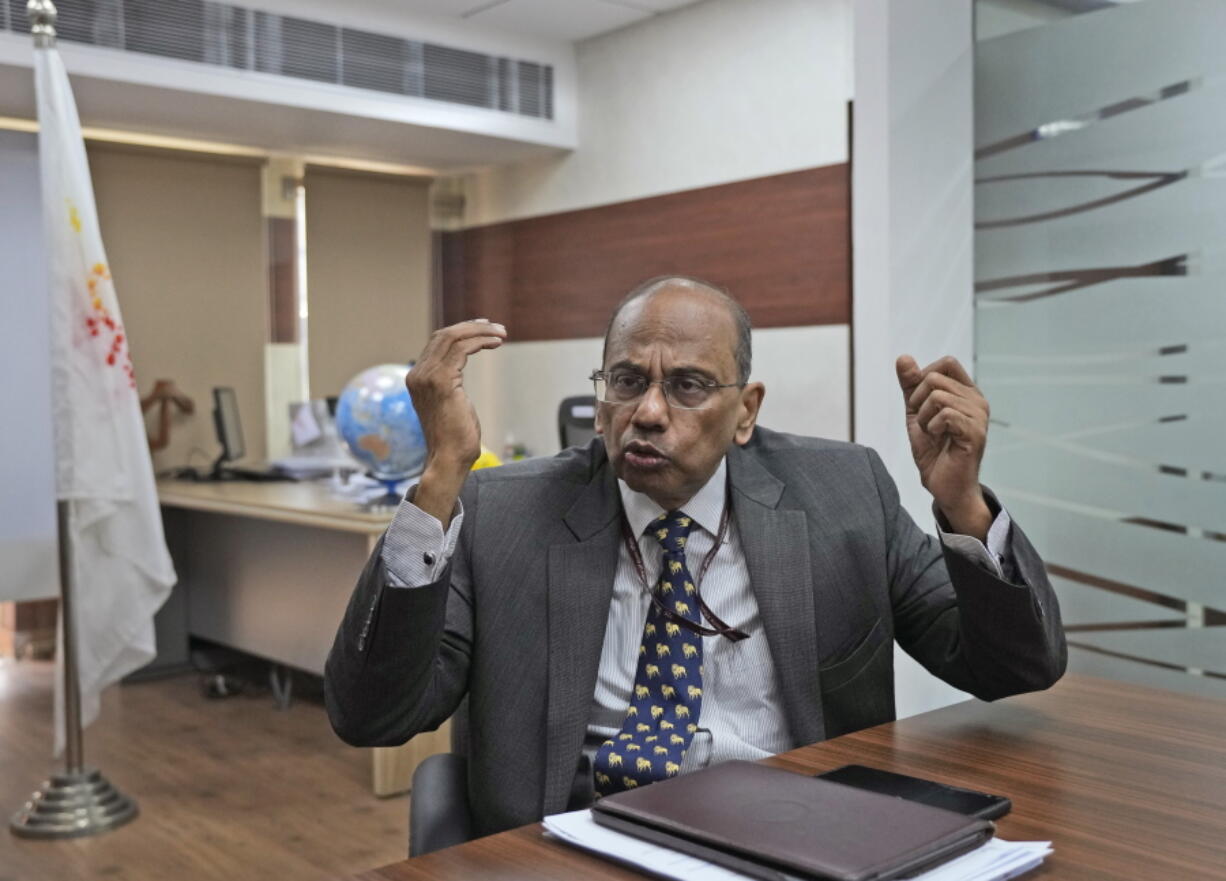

{"left": 2, "top": 0, "right": 554, "bottom": 120}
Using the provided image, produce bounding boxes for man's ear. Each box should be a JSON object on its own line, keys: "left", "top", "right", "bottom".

{"left": 734, "top": 382, "right": 765, "bottom": 445}
{"left": 594, "top": 401, "right": 607, "bottom": 435}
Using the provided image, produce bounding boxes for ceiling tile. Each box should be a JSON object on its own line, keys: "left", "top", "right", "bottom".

{"left": 383, "top": 0, "right": 484, "bottom": 20}
{"left": 468, "top": 0, "right": 649, "bottom": 42}
{"left": 601, "top": 0, "right": 701, "bottom": 12}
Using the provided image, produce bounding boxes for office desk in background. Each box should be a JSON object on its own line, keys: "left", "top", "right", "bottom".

{"left": 351, "top": 675, "right": 1226, "bottom": 881}
{"left": 157, "top": 479, "right": 449, "bottom": 796}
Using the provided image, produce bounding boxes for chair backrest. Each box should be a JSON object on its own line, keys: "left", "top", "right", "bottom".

{"left": 558, "top": 395, "right": 597, "bottom": 450}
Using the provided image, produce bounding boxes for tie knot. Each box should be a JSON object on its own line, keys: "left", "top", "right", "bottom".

{"left": 649, "top": 510, "right": 694, "bottom": 555}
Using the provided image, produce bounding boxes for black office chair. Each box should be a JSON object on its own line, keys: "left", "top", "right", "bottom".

{"left": 408, "top": 700, "right": 594, "bottom": 856}
{"left": 558, "top": 395, "right": 597, "bottom": 450}
{"left": 409, "top": 701, "right": 473, "bottom": 857}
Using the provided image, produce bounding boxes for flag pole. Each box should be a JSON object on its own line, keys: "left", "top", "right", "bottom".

{"left": 10, "top": 0, "right": 139, "bottom": 839}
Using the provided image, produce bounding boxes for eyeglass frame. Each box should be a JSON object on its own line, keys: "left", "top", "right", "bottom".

{"left": 589, "top": 368, "right": 744, "bottom": 411}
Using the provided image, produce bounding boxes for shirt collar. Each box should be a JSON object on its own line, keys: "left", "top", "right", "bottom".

{"left": 618, "top": 456, "right": 727, "bottom": 539}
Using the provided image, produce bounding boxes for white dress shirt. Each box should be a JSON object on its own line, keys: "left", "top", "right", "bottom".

{"left": 381, "top": 457, "right": 1012, "bottom": 773}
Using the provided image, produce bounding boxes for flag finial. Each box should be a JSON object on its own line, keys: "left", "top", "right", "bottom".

{"left": 27, "top": 0, "right": 57, "bottom": 48}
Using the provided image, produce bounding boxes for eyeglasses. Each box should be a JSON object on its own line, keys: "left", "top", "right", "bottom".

{"left": 590, "top": 369, "right": 742, "bottom": 411}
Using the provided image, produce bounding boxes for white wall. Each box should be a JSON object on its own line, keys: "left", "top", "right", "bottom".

{"left": 462, "top": 0, "right": 855, "bottom": 457}
{"left": 975, "top": 0, "right": 1071, "bottom": 41}
{"left": 853, "top": 0, "right": 976, "bottom": 718}
{"left": 0, "top": 130, "right": 58, "bottom": 602}
{"left": 467, "top": 0, "right": 852, "bottom": 225}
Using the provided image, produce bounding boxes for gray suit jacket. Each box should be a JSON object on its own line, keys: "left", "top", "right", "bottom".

{"left": 324, "top": 427, "right": 1066, "bottom": 835}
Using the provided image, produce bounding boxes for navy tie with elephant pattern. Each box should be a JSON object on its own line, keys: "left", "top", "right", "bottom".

{"left": 593, "top": 510, "right": 703, "bottom": 796}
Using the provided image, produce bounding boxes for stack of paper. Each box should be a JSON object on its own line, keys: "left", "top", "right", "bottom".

{"left": 542, "top": 809, "right": 1051, "bottom": 881}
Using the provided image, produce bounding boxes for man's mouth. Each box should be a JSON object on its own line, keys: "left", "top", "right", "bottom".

{"left": 623, "top": 440, "right": 669, "bottom": 470}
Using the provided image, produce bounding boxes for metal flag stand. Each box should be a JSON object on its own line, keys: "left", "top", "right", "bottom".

{"left": 10, "top": 0, "right": 139, "bottom": 840}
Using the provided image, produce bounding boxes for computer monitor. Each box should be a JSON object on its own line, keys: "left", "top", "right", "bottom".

{"left": 210, "top": 387, "right": 245, "bottom": 478}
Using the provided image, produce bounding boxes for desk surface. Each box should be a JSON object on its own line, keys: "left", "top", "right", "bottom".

{"left": 158, "top": 478, "right": 395, "bottom": 535}
{"left": 352, "top": 675, "right": 1226, "bottom": 881}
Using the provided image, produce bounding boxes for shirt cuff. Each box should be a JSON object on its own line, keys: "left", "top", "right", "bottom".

{"left": 936, "top": 506, "right": 1012, "bottom": 579}
{"left": 381, "top": 483, "right": 465, "bottom": 587}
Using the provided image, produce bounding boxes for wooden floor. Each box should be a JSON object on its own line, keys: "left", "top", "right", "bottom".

{"left": 0, "top": 659, "right": 409, "bottom": 881}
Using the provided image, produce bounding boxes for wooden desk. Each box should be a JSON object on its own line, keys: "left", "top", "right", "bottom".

{"left": 353, "top": 675, "right": 1226, "bottom": 880}
{"left": 157, "top": 479, "right": 450, "bottom": 797}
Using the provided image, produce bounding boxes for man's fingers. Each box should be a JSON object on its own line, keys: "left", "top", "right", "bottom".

{"left": 920, "top": 355, "right": 974, "bottom": 388}
{"left": 896, "top": 355, "right": 923, "bottom": 411}
{"left": 907, "top": 370, "right": 982, "bottom": 414}
{"left": 928, "top": 408, "right": 983, "bottom": 448}
{"left": 916, "top": 390, "right": 984, "bottom": 434}
{"left": 417, "top": 319, "right": 506, "bottom": 368}
{"left": 441, "top": 319, "right": 508, "bottom": 344}
{"left": 927, "top": 408, "right": 964, "bottom": 438}
{"left": 438, "top": 334, "right": 504, "bottom": 371}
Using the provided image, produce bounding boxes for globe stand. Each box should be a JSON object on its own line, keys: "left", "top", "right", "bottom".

{"left": 374, "top": 477, "right": 403, "bottom": 506}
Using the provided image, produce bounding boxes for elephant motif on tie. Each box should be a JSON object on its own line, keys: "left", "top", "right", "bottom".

{"left": 661, "top": 685, "right": 677, "bottom": 699}
{"left": 669, "top": 561, "right": 683, "bottom": 574}
{"left": 659, "top": 720, "right": 675, "bottom": 730}
{"left": 666, "top": 622, "right": 681, "bottom": 637}
{"left": 688, "top": 685, "right": 702, "bottom": 700}
{"left": 651, "top": 705, "right": 665, "bottom": 719}
{"left": 596, "top": 772, "right": 611, "bottom": 787}
{"left": 654, "top": 745, "right": 669, "bottom": 755}
{"left": 671, "top": 664, "right": 687, "bottom": 679}
{"left": 623, "top": 777, "right": 639, "bottom": 789}
{"left": 674, "top": 600, "right": 691, "bottom": 615}
{"left": 665, "top": 762, "right": 681, "bottom": 776}
{"left": 607, "top": 753, "right": 622, "bottom": 767}
{"left": 636, "top": 757, "right": 653, "bottom": 773}
{"left": 670, "top": 733, "right": 685, "bottom": 745}
{"left": 682, "top": 643, "right": 699, "bottom": 659}
{"left": 656, "top": 643, "right": 670, "bottom": 658}
{"left": 635, "top": 685, "right": 650, "bottom": 699}
{"left": 625, "top": 743, "right": 641, "bottom": 752}
{"left": 646, "top": 664, "right": 661, "bottom": 678}
{"left": 675, "top": 705, "right": 691, "bottom": 719}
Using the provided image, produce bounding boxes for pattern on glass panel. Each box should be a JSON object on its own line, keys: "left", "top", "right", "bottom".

{"left": 974, "top": 0, "right": 1225, "bottom": 694}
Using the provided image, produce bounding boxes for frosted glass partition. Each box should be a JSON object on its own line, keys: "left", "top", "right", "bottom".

{"left": 974, "top": 0, "right": 1224, "bottom": 697}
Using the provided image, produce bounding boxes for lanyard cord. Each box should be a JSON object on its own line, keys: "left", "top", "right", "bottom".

{"left": 620, "top": 488, "right": 749, "bottom": 642}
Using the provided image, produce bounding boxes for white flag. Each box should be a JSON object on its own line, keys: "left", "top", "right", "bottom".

{"left": 33, "top": 45, "right": 176, "bottom": 754}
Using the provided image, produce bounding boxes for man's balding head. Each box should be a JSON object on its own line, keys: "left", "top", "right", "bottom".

{"left": 595, "top": 276, "right": 765, "bottom": 510}
{"left": 602, "top": 276, "right": 753, "bottom": 385}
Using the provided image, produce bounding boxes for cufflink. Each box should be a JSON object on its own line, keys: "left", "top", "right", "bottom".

{"left": 423, "top": 551, "right": 435, "bottom": 566}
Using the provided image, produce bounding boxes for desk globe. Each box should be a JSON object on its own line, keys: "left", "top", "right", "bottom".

{"left": 336, "top": 363, "right": 427, "bottom": 498}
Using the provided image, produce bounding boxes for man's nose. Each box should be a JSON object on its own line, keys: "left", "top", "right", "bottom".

{"left": 631, "top": 382, "right": 670, "bottom": 431}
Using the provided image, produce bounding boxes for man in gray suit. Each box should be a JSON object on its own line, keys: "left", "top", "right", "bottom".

{"left": 325, "top": 276, "right": 1065, "bottom": 836}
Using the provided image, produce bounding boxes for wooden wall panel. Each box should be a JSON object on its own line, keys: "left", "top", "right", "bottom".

{"left": 441, "top": 164, "right": 849, "bottom": 339}
{"left": 305, "top": 168, "right": 432, "bottom": 396}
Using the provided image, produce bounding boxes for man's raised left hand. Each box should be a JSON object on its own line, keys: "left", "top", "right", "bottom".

{"left": 895, "top": 355, "right": 993, "bottom": 541}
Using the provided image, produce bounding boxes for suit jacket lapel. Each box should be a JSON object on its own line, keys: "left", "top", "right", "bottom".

{"left": 543, "top": 454, "right": 621, "bottom": 814}
{"left": 728, "top": 443, "right": 825, "bottom": 747}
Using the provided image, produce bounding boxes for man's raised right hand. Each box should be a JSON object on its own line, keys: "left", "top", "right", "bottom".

{"left": 406, "top": 319, "right": 506, "bottom": 527}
